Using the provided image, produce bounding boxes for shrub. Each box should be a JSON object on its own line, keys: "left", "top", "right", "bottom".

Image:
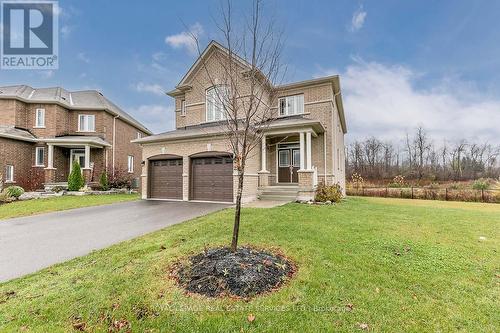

{"left": 107, "top": 167, "right": 134, "bottom": 189}
{"left": 315, "top": 183, "right": 343, "bottom": 203}
{"left": 68, "top": 161, "right": 85, "bottom": 191}
{"left": 388, "top": 175, "right": 406, "bottom": 188}
{"left": 351, "top": 173, "right": 364, "bottom": 189}
{"left": 472, "top": 178, "right": 490, "bottom": 190}
{"left": 99, "top": 171, "right": 109, "bottom": 191}
{"left": 4, "top": 186, "right": 24, "bottom": 199}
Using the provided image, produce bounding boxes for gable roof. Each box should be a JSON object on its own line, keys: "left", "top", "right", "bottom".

{"left": 0, "top": 125, "right": 37, "bottom": 142}
{"left": 167, "top": 40, "right": 254, "bottom": 97}
{"left": 0, "top": 85, "right": 152, "bottom": 134}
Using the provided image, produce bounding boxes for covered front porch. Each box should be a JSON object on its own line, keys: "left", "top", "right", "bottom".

{"left": 42, "top": 136, "right": 111, "bottom": 188}
{"left": 258, "top": 119, "right": 324, "bottom": 201}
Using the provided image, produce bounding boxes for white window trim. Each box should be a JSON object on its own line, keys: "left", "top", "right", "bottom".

{"left": 5, "top": 165, "right": 14, "bottom": 182}
{"left": 278, "top": 150, "right": 290, "bottom": 167}
{"left": 136, "top": 132, "right": 142, "bottom": 139}
{"left": 34, "top": 108, "right": 45, "bottom": 128}
{"left": 127, "top": 155, "right": 134, "bottom": 173}
{"left": 278, "top": 94, "right": 305, "bottom": 116}
{"left": 35, "top": 146, "right": 45, "bottom": 167}
{"left": 180, "top": 99, "right": 186, "bottom": 116}
{"left": 78, "top": 114, "right": 96, "bottom": 132}
{"left": 206, "top": 85, "right": 228, "bottom": 122}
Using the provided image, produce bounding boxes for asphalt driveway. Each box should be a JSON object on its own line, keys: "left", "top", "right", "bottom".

{"left": 0, "top": 200, "right": 229, "bottom": 282}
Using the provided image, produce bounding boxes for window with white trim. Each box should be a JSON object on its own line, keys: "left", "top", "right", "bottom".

{"left": 279, "top": 94, "right": 304, "bottom": 116}
{"left": 136, "top": 132, "right": 142, "bottom": 139}
{"left": 180, "top": 99, "right": 186, "bottom": 116}
{"left": 5, "top": 165, "right": 14, "bottom": 182}
{"left": 35, "top": 108, "right": 45, "bottom": 128}
{"left": 206, "top": 85, "right": 228, "bottom": 122}
{"left": 78, "top": 114, "right": 95, "bottom": 132}
{"left": 127, "top": 155, "right": 134, "bottom": 173}
{"left": 35, "top": 146, "right": 45, "bottom": 166}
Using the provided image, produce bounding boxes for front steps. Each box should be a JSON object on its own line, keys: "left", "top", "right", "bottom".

{"left": 258, "top": 185, "right": 299, "bottom": 201}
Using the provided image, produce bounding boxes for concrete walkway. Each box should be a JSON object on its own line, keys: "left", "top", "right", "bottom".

{"left": 243, "top": 200, "right": 292, "bottom": 208}
{"left": 0, "top": 200, "right": 229, "bottom": 282}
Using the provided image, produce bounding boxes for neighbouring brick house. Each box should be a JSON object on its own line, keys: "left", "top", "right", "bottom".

{"left": 133, "top": 41, "right": 347, "bottom": 203}
{"left": 0, "top": 85, "right": 151, "bottom": 190}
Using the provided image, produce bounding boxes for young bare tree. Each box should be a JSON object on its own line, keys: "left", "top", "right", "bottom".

{"left": 190, "top": 0, "right": 284, "bottom": 252}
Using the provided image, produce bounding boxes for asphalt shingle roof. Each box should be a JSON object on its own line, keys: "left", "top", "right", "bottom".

{"left": 0, "top": 85, "right": 152, "bottom": 135}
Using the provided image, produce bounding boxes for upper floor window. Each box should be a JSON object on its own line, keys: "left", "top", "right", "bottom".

{"left": 206, "top": 85, "right": 228, "bottom": 122}
{"left": 279, "top": 94, "right": 304, "bottom": 116}
{"left": 5, "top": 165, "right": 14, "bottom": 182}
{"left": 78, "top": 114, "right": 95, "bottom": 132}
{"left": 180, "top": 99, "right": 186, "bottom": 116}
{"left": 136, "top": 132, "right": 142, "bottom": 139}
{"left": 35, "top": 108, "right": 45, "bottom": 128}
{"left": 127, "top": 155, "right": 134, "bottom": 173}
{"left": 35, "top": 147, "right": 45, "bottom": 166}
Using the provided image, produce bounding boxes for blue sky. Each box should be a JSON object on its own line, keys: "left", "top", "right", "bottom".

{"left": 1, "top": 0, "right": 499, "bottom": 144}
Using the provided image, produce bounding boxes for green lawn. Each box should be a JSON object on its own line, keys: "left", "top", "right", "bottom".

{"left": 0, "top": 193, "right": 139, "bottom": 220}
{"left": 0, "top": 197, "right": 498, "bottom": 332}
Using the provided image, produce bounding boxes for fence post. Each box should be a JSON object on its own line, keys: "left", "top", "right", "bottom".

{"left": 411, "top": 187, "right": 414, "bottom": 199}
{"left": 481, "top": 189, "right": 484, "bottom": 202}
{"left": 386, "top": 187, "right": 388, "bottom": 197}
{"left": 445, "top": 188, "right": 448, "bottom": 201}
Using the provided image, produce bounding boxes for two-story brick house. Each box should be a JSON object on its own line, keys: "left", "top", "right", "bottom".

{"left": 134, "top": 41, "right": 346, "bottom": 203}
{"left": 0, "top": 85, "right": 151, "bottom": 190}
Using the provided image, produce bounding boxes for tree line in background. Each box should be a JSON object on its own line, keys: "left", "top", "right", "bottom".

{"left": 346, "top": 127, "right": 500, "bottom": 183}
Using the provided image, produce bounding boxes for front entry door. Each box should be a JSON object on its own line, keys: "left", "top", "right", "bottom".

{"left": 278, "top": 148, "right": 300, "bottom": 183}
{"left": 70, "top": 149, "right": 86, "bottom": 170}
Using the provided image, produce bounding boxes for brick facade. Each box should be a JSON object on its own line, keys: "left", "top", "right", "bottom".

{"left": 0, "top": 90, "right": 149, "bottom": 190}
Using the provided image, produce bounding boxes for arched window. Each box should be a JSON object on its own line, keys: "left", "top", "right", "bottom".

{"left": 206, "top": 85, "right": 228, "bottom": 121}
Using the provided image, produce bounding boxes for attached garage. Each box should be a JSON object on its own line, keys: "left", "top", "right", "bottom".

{"left": 148, "top": 157, "right": 183, "bottom": 199}
{"left": 190, "top": 155, "right": 234, "bottom": 202}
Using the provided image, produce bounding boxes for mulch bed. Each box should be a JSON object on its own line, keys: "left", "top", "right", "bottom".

{"left": 171, "top": 246, "right": 296, "bottom": 299}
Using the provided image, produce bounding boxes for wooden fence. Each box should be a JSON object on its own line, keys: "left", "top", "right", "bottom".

{"left": 346, "top": 186, "right": 500, "bottom": 203}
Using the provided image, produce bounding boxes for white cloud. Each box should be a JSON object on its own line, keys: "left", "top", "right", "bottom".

{"left": 134, "top": 82, "right": 165, "bottom": 96}
{"left": 60, "top": 25, "right": 72, "bottom": 38}
{"left": 165, "top": 23, "right": 203, "bottom": 55}
{"left": 350, "top": 6, "right": 367, "bottom": 31}
{"left": 129, "top": 104, "right": 175, "bottom": 134}
{"left": 77, "top": 52, "right": 90, "bottom": 63}
{"left": 38, "top": 70, "right": 54, "bottom": 79}
{"left": 317, "top": 60, "right": 500, "bottom": 144}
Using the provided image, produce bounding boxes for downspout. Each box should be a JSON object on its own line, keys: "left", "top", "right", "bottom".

{"left": 112, "top": 115, "right": 119, "bottom": 177}
{"left": 331, "top": 90, "right": 341, "bottom": 183}
{"left": 323, "top": 133, "right": 327, "bottom": 184}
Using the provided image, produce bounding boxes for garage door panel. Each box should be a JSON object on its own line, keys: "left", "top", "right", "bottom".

{"left": 149, "top": 159, "right": 183, "bottom": 199}
{"left": 191, "top": 156, "right": 233, "bottom": 202}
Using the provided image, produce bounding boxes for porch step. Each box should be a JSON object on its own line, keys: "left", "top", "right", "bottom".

{"left": 258, "top": 186, "right": 299, "bottom": 201}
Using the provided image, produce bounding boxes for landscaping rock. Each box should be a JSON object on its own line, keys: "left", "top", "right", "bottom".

{"left": 173, "top": 247, "right": 295, "bottom": 298}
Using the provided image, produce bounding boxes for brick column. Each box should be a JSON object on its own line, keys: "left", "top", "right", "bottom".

{"left": 297, "top": 170, "right": 315, "bottom": 201}
{"left": 82, "top": 169, "right": 92, "bottom": 184}
{"left": 44, "top": 168, "right": 56, "bottom": 184}
{"left": 182, "top": 156, "right": 190, "bottom": 201}
{"left": 258, "top": 171, "right": 270, "bottom": 187}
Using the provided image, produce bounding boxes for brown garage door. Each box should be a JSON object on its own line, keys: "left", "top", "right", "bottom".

{"left": 149, "top": 159, "right": 183, "bottom": 199}
{"left": 191, "top": 156, "right": 233, "bottom": 202}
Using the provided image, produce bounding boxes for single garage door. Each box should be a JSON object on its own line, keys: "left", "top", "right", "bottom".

{"left": 149, "top": 159, "right": 183, "bottom": 199}
{"left": 191, "top": 156, "right": 233, "bottom": 202}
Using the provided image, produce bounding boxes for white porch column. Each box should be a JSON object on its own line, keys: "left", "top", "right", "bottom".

{"left": 299, "top": 132, "right": 305, "bottom": 170}
{"left": 84, "top": 145, "right": 91, "bottom": 169}
{"left": 47, "top": 144, "right": 54, "bottom": 169}
{"left": 260, "top": 135, "right": 267, "bottom": 172}
{"left": 306, "top": 131, "right": 312, "bottom": 170}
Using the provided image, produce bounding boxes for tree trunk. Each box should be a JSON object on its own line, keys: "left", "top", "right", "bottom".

{"left": 231, "top": 170, "right": 245, "bottom": 252}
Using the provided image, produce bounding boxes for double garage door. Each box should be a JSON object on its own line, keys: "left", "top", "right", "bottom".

{"left": 149, "top": 156, "right": 233, "bottom": 202}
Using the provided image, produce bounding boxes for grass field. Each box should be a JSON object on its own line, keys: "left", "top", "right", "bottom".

{"left": 0, "top": 193, "right": 139, "bottom": 220}
{"left": 0, "top": 197, "right": 498, "bottom": 332}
